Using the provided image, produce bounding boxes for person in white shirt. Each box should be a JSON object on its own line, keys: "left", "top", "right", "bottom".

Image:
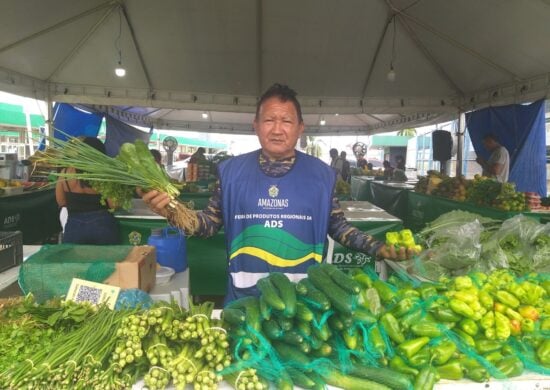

{"left": 476, "top": 134, "right": 510, "bottom": 183}
{"left": 329, "top": 148, "right": 345, "bottom": 180}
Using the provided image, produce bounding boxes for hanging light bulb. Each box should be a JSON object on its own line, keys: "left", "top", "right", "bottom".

{"left": 202, "top": 112, "right": 209, "bottom": 119}
{"left": 319, "top": 117, "right": 326, "bottom": 126}
{"left": 387, "top": 64, "right": 396, "bottom": 82}
{"left": 387, "top": 16, "right": 397, "bottom": 82}
{"left": 114, "top": 7, "right": 126, "bottom": 77}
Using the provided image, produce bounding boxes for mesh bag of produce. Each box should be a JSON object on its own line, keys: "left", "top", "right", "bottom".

{"left": 19, "top": 244, "right": 133, "bottom": 302}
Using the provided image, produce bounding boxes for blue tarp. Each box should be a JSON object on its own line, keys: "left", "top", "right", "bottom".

{"left": 104, "top": 115, "right": 151, "bottom": 157}
{"left": 52, "top": 103, "right": 103, "bottom": 140}
{"left": 466, "top": 99, "right": 547, "bottom": 196}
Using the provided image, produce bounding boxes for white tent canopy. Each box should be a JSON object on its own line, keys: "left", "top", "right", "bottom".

{"left": 0, "top": 0, "right": 549, "bottom": 135}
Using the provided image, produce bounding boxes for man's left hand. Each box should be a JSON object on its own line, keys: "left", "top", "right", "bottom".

{"left": 376, "top": 244, "right": 417, "bottom": 261}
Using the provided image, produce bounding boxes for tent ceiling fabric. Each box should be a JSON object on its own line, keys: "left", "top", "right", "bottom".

{"left": 0, "top": 0, "right": 549, "bottom": 135}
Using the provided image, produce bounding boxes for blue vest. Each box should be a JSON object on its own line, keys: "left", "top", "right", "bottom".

{"left": 218, "top": 150, "right": 336, "bottom": 303}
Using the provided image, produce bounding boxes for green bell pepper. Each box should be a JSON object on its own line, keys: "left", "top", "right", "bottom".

{"left": 410, "top": 320, "right": 443, "bottom": 338}
{"left": 368, "top": 325, "right": 387, "bottom": 357}
{"left": 454, "top": 275, "right": 473, "bottom": 290}
{"left": 436, "top": 360, "right": 464, "bottom": 380}
{"left": 380, "top": 312, "right": 405, "bottom": 344}
{"left": 397, "top": 337, "right": 430, "bottom": 360}
{"left": 449, "top": 299, "right": 475, "bottom": 319}
{"left": 494, "top": 311, "right": 511, "bottom": 340}
{"left": 389, "top": 297, "right": 419, "bottom": 318}
{"left": 537, "top": 339, "right": 550, "bottom": 366}
{"left": 459, "top": 318, "right": 479, "bottom": 337}
{"left": 430, "top": 307, "right": 461, "bottom": 323}
{"left": 465, "top": 367, "right": 489, "bottom": 382}
{"left": 479, "top": 290, "right": 494, "bottom": 309}
{"left": 431, "top": 340, "right": 456, "bottom": 365}
{"left": 480, "top": 311, "right": 494, "bottom": 330}
{"left": 373, "top": 280, "right": 397, "bottom": 304}
{"left": 495, "top": 356, "right": 524, "bottom": 378}
{"left": 396, "top": 288, "right": 420, "bottom": 300}
{"left": 413, "top": 366, "right": 439, "bottom": 390}
{"left": 400, "top": 308, "right": 425, "bottom": 331}
{"left": 419, "top": 283, "right": 437, "bottom": 300}
{"left": 408, "top": 346, "right": 431, "bottom": 368}
{"left": 483, "top": 350, "right": 504, "bottom": 364}
{"left": 475, "top": 338, "right": 503, "bottom": 354}
{"left": 389, "top": 355, "right": 419, "bottom": 377}
{"left": 495, "top": 291, "right": 520, "bottom": 309}
{"left": 453, "top": 329, "right": 475, "bottom": 348}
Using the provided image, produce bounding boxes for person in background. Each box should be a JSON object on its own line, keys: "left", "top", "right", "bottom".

{"left": 55, "top": 137, "right": 119, "bottom": 244}
{"left": 357, "top": 156, "right": 367, "bottom": 170}
{"left": 395, "top": 155, "right": 406, "bottom": 170}
{"left": 329, "top": 148, "right": 344, "bottom": 180}
{"left": 340, "top": 151, "right": 351, "bottom": 182}
{"left": 189, "top": 147, "right": 207, "bottom": 164}
{"left": 476, "top": 134, "right": 510, "bottom": 183}
{"left": 366, "top": 162, "right": 374, "bottom": 171}
{"left": 141, "top": 83, "right": 415, "bottom": 303}
{"left": 383, "top": 160, "right": 394, "bottom": 179}
{"left": 150, "top": 149, "right": 163, "bottom": 167}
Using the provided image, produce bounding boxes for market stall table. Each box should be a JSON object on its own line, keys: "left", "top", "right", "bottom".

{"left": 350, "top": 177, "right": 411, "bottom": 221}
{"left": 0, "top": 188, "right": 61, "bottom": 244}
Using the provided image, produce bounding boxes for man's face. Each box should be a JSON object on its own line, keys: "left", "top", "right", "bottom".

{"left": 254, "top": 97, "right": 304, "bottom": 160}
{"left": 482, "top": 138, "right": 496, "bottom": 151}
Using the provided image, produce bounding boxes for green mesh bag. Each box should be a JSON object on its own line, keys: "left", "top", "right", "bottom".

{"left": 19, "top": 244, "right": 134, "bottom": 302}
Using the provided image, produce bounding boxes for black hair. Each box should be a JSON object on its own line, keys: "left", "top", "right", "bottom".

{"left": 82, "top": 137, "right": 106, "bottom": 154}
{"left": 255, "top": 83, "right": 303, "bottom": 122}
{"left": 150, "top": 149, "right": 162, "bottom": 164}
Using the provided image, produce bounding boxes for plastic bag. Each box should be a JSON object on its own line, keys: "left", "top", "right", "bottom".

{"left": 115, "top": 288, "right": 153, "bottom": 310}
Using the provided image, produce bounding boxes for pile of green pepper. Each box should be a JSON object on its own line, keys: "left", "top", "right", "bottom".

{"left": 352, "top": 268, "right": 550, "bottom": 389}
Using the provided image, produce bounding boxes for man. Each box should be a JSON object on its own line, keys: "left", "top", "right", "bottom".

{"left": 476, "top": 134, "right": 510, "bottom": 183}
{"left": 340, "top": 151, "right": 351, "bottom": 182}
{"left": 329, "top": 148, "right": 344, "bottom": 180}
{"left": 142, "top": 83, "right": 413, "bottom": 303}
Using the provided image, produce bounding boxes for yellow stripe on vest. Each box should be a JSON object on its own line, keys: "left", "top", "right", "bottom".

{"left": 229, "top": 246, "right": 322, "bottom": 267}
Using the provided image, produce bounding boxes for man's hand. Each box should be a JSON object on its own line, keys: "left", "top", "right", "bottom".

{"left": 137, "top": 188, "right": 171, "bottom": 217}
{"left": 376, "top": 244, "right": 417, "bottom": 261}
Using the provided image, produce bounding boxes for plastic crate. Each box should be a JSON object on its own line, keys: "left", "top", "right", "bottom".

{"left": 0, "top": 231, "right": 23, "bottom": 273}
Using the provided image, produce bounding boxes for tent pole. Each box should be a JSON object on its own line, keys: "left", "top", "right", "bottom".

{"left": 456, "top": 110, "right": 465, "bottom": 177}
{"left": 45, "top": 93, "right": 53, "bottom": 146}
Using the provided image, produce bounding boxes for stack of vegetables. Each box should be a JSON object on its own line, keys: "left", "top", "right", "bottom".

{"left": 223, "top": 264, "right": 550, "bottom": 389}
{"left": 0, "top": 297, "right": 240, "bottom": 390}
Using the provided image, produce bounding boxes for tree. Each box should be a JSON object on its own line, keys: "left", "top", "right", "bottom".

{"left": 397, "top": 128, "right": 417, "bottom": 137}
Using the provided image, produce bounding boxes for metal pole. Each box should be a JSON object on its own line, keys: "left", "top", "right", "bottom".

{"left": 456, "top": 111, "right": 465, "bottom": 177}
{"left": 46, "top": 93, "right": 53, "bottom": 145}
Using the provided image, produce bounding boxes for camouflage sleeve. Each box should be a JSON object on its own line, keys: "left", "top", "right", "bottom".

{"left": 327, "top": 196, "right": 384, "bottom": 256}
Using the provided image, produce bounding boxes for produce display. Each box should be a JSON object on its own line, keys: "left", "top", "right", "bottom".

{"left": 221, "top": 265, "right": 550, "bottom": 389}
{"left": 414, "top": 172, "right": 531, "bottom": 212}
{"left": 404, "top": 211, "right": 550, "bottom": 280}
{"left": 385, "top": 229, "right": 423, "bottom": 252}
{"left": 335, "top": 178, "right": 351, "bottom": 196}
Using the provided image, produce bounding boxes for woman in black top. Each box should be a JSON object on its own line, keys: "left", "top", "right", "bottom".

{"left": 55, "top": 137, "right": 119, "bottom": 244}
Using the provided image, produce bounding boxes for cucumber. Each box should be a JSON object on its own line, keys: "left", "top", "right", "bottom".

{"left": 343, "top": 326, "right": 359, "bottom": 350}
{"left": 281, "top": 330, "right": 304, "bottom": 346}
{"left": 262, "top": 319, "right": 283, "bottom": 340}
{"left": 221, "top": 308, "right": 245, "bottom": 326}
{"left": 312, "top": 320, "right": 331, "bottom": 341}
{"left": 338, "top": 313, "right": 354, "bottom": 328}
{"left": 298, "top": 339, "right": 311, "bottom": 354}
{"left": 300, "top": 279, "right": 331, "bottom": 311}
{"left": 352, "top": 306, "right": 377, "bottom": 324}
{"left": 257, "top": 277, "right": 286, "bottom": 311}
{"left": 259, "top": 294, "right": 271, "bottom": 320}
{"left": 287, "top": 367, "right": 316, "bottom": 389}
{"left": 349, "top": 364, "right": 412, "bottom": 390}
{"left": 295, "top": 279, "right": 308, "bottom": 296}
{"left": 311, "top": 342, "right": 332, "bottom": 357}
{"left": 225, "top": 296, "right": 261, "bottom": 333}
{"left": 295, "top": 301, "right": 314, "bottom": 322}
{"left": 276, "top": 316, "right": 294, "bottom": 332}
{"left": 273, "top": 342, "right": 312, "bottom": 370}
{"left": 276, "top": 370, "right": 294, "bottom": 390}
{"left": 270, "top": 272, "right": 297, "bottom": 317}
{"left": 328, "top": 315, "right": 344, "bottom": 331}
{"left": 296, "top": 320, "right": 312, "bottom": 337}
{"left": 319, "top": 263, "right": 361, "bottom": 295}
{"left": 309, "top": 334, "right": 323, "bottom": 350}
{"left": 308, "top": 265, "right": 353, "bottom": 314}
{"left": 322, "top": 369, "right": 392, "bottom": 390}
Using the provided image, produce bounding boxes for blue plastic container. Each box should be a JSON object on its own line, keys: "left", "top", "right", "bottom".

{"left": 147, "top": 227, "right": 187, "bottom": 272}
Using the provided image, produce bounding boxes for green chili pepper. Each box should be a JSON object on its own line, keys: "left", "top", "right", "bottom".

{"left": 505, "top": 307, "right": 523, "bottom": 322}
{"left": 410, "top": 320, "right": 443, "bottom": 338}
{"left": 413, "top": 366, "right": 439, "bottom": 390}
{"left": 430, "top": 307, "right": 462, "bottom": 323}
{"left": 353, "top": 273, "right": 373, "bottom": 289}
{"left": 495, "top": 356, "right": 524, "bottom": 378}
{"left": 494, "top": 311, "right": 511, "bottom": 340}
{"left": 454, "top": 276, "right": 473, "bottom": 290}
{"left": 479, "top": 291, "right": 494, "bottom": 309}
{"left": 449, "top": 299, "right": 475, "bottom": 319}
{"left": 396, "top": 288, "right": 420, "bottom": 300}
{"left": 436, "top": 360, "right": 464, "bottom": 380}
{"left": 501, "top": 344, "right": 515, "bottom": 356}
{"left": 453, "top": 329, "right": 475, "bottom": 348}
{"left": 408, "top": 346, "right": 431, "bottom": 368}
{"left": 453, "top": 290, "right": 478, "bottom": 304}
{"left": 475, "top": 338, "right": 503, "bottom": 354}
{"left": 470, "top": 272, "right": 488, "bottom": 285}
{"left": 507, "top": 283, "right": 527, "bottom": 302}
{"left": 537, "top": 339, "right": 550, "bottom": 366}
{"left": 389, "top": 297, "right": 419, "bottom": 318}
{"left": 419, "top": 283, "right": 437, "bottom": 300}
{"left": 495, "top": 291, "right": 520, "bottom": 309}
{"left": 483, "top": 350, "right": 504, "bottom": 364}
{"left": 400, "top": 308, "right": 425, "bottom": 331}
{"left": 368, "top": 325, "right": 386, "bottom": 357}
{"left": 397, "top": 337, "right": 430, "bottom": 359}
{"left": 465, "top": 367, "right": 489, "bottom": 382}
{"left": 389, "top": 355, "right": 419, "bottom": 377}
{"left": 431, "top": 340, "right": 456, "bottom": 365}
{"left": 459, "top": 318, "right": 479, "bottom": 337}
{"left": 373, "top": 280, "right": 397, "bottom": 304}
{"left": 380, "top": 312, "right": 405, "bottom": 344}
{"left": 520, "top": 281, "right": 546, "bottom": 305}
{"left": 484, "top": 327, "right": 496, "bottom": 340}
{"left": 480, "top": 311, "right": 495, "bottom": 330}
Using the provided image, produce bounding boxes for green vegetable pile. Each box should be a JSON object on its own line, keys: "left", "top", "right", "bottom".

{"left": 223, "top": 265, "right": 550, "bottom": 390}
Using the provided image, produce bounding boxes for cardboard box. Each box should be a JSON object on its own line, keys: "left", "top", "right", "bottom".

{"left": 104, "top": 245, "right": 157, "bottom": 291}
